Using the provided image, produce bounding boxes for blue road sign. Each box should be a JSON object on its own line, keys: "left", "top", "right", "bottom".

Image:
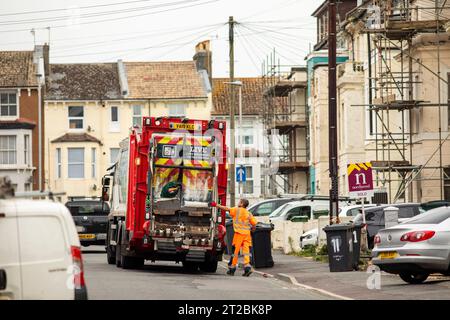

{"left": 236, "top": 166, "right": 246, "bottom": 182}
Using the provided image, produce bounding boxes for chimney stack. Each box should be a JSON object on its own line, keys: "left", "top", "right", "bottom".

{"left": 193, "top": 40, "right": 212, "bottom": 85}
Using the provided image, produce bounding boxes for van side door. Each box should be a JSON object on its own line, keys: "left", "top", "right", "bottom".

{"left": 0, "top": 201, "right": 22, "bottom": 300}
{"left": 18, "top": 212, "right": 73, "bottom": 299}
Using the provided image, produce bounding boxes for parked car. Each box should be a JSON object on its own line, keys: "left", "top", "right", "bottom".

{"left": 0, "top": 199, "right": 87, "bottom": 300}
{"left": 420, "top": 200, "right": 450, "bottom": 211}
{"left": 65, "top": 199, "right": 109, "bottom": 247}
{"left": 248, "top": 198, "right": 299, "bottom": 217}
{"left": 269, "top": 199, "right": 350, "bottom": 223}
{"left": 300, "top": 228, "right": 319, "bottom": 248}
{"left": 353, "top": 203, "right": 425, "bottom": 248}
{"left": 372, "top": 206, "right": 450, "bottom": 284}
{"left": 338, "top": 204, "right": 376, "bottom": 217}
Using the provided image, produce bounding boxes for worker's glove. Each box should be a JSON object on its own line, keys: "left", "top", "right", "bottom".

{"left": 209, "top": 201, "right": 217, "bottom": 208}
{"left": 251, "top": 226, "right": 256, "bottom": 232}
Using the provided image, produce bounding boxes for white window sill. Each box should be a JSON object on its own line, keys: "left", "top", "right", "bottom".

{"left": 0, "top": 116, "right": 19, "bottom": 121}
{"left": 0, "top": 165, "right": 35, "bottom": 170}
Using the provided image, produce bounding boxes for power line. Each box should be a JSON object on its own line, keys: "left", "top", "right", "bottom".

{"left": 0, "top": 0, "right": 205, "bottom": 26}
{"left": 0, "top": 0, "right": 154, "bottom": 17}
{"left": 0, "top": 0, "right": 220, "bottom": 33}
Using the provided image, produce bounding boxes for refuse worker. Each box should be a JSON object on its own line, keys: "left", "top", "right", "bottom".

{"left": 210, "top": 199, "right": 257, "bottom": 277}
{"left": 160, "top": 181, "right": 181, "bottom": 198}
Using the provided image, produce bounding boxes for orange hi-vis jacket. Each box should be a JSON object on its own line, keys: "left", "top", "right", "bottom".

{"left": 230, "top": 207, "right": 257, "bottom": 235}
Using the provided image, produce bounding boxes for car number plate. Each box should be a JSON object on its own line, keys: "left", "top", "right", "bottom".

{"left": 379, "top": 251, "right": 397, "bottom": 259}
{"left": 97, "top": 233, "right": 107, "bottom": 240}
{"left": 79, "top": 234, "right": 95, "bottom": 240}
{"left": 76, "top": 226, "right": 85, "bottom": 232}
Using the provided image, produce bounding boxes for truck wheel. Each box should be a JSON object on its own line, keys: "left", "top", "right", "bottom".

{"left": 106, "top": 222, "right": 116, "bottom": 265}
{"left": 121, "top": 256, "right": 144, "bottom": 270}
{"left": 115, "top": 223, "right": 122, "bottom": 268}
{"left": 399, "top": 272, "right": 429, "bottom": 284}
{"left": 106, "top": 246, "right": 116, "bottom": 265}
{"left": 182, "top": 261, "right": 199, "bottom": 272}
{"left": 200, "top": 259, "right": 218, "bottom": 273}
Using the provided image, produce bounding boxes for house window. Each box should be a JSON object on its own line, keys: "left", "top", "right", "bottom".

{"left": 132, "top": 105, "right": 142, "bottom": 127}
{"left": 243, "top": 166, "right": 254, "bottom": 194}
{"left": 91, "top": 148, "right": 96, "bottom": 178}
{"left": 110, "top": 106, "right": 120, "bottom": 132}
{"left": 0, "top": 135, "right": 17, "bottom": 164}
{"left": 0, "top": 92, "right": 17, "bottom": 117}
{"left": 56, "top": 148, "right": 61, "bottom": 178}
{"left": 68, "top": 148, "right": 84, "bottom": 178}
{"left": 239, "top": 127, "right": 254, "bottom": 145}
{"left": 68, "top": 106, "right": 84, "bottom": 129}
{"left": 24, "top": 134, "right": 30, "bottom": 165}
{"left": 168, "top": 103, "right": 187, "bottom": 117}
{"left": 110, "top": 148, "right": 120, "bottom": 166}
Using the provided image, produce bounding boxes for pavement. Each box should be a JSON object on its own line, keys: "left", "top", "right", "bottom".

{"left": 251, "top": 250, "right": 450, "bottom": 300}
{"left": 81, "top": 246, "right": 333, "bottom": 300}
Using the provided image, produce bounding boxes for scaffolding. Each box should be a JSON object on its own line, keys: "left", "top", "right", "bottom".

{"left": 261, "top": 50, "right": 309, "bottom": 196}
{"left": 357, "top": 0, "right": 450, "bottom": 202}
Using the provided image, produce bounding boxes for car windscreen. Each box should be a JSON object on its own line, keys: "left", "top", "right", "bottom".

{"left": 404, "top": 207, "right": 450, "bottom": 224}
{"left": 269, "top": 203, "right": 290, "bottom": 218}
{"left": 66, "top": 202, "right": 110, "bottom": 216}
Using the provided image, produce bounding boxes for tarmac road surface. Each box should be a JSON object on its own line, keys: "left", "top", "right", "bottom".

{"left": 82, "top": 246, "right": 334, "bottom": 300}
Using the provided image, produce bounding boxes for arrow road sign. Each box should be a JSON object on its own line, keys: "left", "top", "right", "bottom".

{"left": 236, "top": 166, "right": 246, "bottom": 183}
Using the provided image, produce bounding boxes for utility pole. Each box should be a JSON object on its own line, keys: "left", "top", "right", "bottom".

{"left": 328, "top": 0, "right": 339, "bottom": 224}
{"left": 228, "top": 16, "right": 236, "bottom": 207}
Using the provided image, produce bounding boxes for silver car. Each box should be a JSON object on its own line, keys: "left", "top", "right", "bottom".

{"left": 372, "top": 206, "right": 450, "bottom": 284}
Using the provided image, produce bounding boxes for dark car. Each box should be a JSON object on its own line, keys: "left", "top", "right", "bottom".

{"left": 248, "top": 198, "right": 298, "bottom": 217}
{"left": 420, "top": 200, "right": 450, "bottom": 211}
{"left": 66, "top": 199, "right": 110, "bottom": 247}
{"left": 353, "top": 203, "right": 425, "bottom": 249}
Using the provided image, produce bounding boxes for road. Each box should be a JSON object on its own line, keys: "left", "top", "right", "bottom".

{"left": 82, "top": 246, "right": 334, "bottom": 300}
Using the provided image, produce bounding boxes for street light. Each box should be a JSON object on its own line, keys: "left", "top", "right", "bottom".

{"left": 225, "top": 80, "right": 243, "bottom": 198}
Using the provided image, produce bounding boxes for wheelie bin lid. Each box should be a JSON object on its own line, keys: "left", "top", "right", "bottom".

{"left": 323, "top": 223, "right": 354, "bottom": 232}
{"left": 253, "top": 222, "right": 274, "bottom": 232}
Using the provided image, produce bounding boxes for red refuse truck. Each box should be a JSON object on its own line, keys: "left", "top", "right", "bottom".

{"left": 103, "top": 117, "right": 228, "bottom": 272}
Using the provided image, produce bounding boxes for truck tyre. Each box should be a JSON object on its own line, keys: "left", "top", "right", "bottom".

{"left": 399, "top": 272, "right": 429, "bottom": 284}
{"left": 107, "top": 246, "right": 116, "bottom": 265}
{"left": 200, "top": 256, "right": 218, "bottom": 273}
{"left": 115, "top": 223, "right": 123, "bottom": 268}
{"left": 106, "top": 222, "right": 116, "bottom": 265}
{"left": 182, "top": 261, "right": 199, "bottom": 272}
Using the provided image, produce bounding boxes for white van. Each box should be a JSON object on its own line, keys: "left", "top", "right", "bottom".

{"left": 0, "top": 199, "right": 87, "bottom": 300}
{"left": 269, "top": 200, "right": 350, "bottom": 223}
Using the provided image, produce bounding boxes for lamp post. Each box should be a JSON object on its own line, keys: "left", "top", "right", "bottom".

{"left": 225, "top": 81, "right": 243, "bottom": 198}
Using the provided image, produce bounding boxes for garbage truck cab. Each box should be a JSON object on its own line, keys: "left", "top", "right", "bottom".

{"left": 105, "top": 117, "right": 227, "bottom": 272}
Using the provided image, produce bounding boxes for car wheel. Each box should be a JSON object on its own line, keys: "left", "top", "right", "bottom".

{"left": 399, "top": 272, "right": 429, "bottom": 284}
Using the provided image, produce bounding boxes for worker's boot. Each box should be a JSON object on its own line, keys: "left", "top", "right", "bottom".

{"left": 242, "top": 266, "right": 253, "bottom": 277}
{"left": 226, "top": 267, "right": 236, "bottom": 276}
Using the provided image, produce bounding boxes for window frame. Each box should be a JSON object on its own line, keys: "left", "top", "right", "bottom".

{"left": 132, "top": 105, "right": 143, "bottom": 127}
{"left": 91, "top": 147, "right": 96, "bottom": 178}
{"left": 68, "top": 106, "right": 84, "bottom": 130}
{"left": 109, "top": 106, "right": 120, "bottom": 132}
{"left": 243, "top": 165, "right": 254, "bottom": 195}
{"left": 0, "top": 135, "right": 17, "bottom": 165}
{"left": 67, "top": 147, "right": 85, "bottom": 179}
{"left": 0, "top": 92, "right": 18, "bottom": 119}
{"left": 56, "top": 148, "right": 62, "bottom": 179}
{"left": 168, "top": 103, "right": 187, "bottom": 117}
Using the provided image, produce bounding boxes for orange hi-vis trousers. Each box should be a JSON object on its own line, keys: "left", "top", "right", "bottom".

{"left": 230, "top": 232, "right": 252, "bottom": 268}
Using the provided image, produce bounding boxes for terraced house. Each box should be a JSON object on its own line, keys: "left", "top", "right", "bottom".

{"left": 0, "top": 45, "right": 48, "bottom": 193}
{"left": 44, "top": 44, "right": 212, "bottom": 202}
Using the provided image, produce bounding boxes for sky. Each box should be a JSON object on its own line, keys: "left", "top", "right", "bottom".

{"left": 0, "top": 0, "right": 320, "bottom": 77}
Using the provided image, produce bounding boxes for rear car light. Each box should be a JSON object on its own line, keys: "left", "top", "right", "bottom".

{"left": 400, "top": 231, "right": 435, "bottom": 242}
{"left": 374, "top": 234, "right": 381, "bottom": 245}
{"left": 71, "top": 246, "right": 86, "bottom": 289}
